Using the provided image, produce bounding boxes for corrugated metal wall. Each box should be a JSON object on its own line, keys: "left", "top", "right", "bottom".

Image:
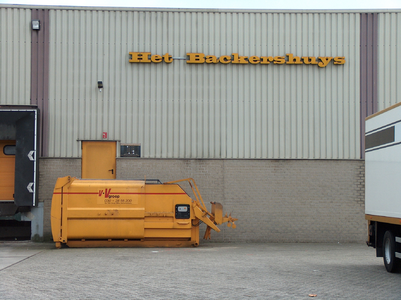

{"left": 47, "top": 9, "right": 360, "bottom": 159}
{"left": 0, "top": 8, "right": 31, "bottom": 105}
{"left": 377, "top": 13, "right": 401, "bottom": 111}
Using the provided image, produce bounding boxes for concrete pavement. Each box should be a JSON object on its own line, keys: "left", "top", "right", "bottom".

{"left": 0, "top": 241, "right": 400, "bottom": 299}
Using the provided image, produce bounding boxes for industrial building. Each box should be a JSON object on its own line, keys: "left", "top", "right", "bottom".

{"left": 1, "top": 5, "right": 399, "bottom": 242}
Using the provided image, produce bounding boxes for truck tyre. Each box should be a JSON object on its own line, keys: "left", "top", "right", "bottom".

{"left": 383, "top": 231, "right": 398, "bottom": 273}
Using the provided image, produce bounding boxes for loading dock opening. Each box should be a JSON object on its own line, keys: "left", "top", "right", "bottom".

{"left": 0, "top": 106, "right": 39, "bottom": 238}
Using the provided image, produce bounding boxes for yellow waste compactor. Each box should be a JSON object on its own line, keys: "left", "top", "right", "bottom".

{"left": 51, "top": 176, "right": 237, "bottom": 248}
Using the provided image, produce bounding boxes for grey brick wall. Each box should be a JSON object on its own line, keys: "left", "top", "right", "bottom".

{"left": 38, "top": 158, "right": 81, "bottom": 240}
{"left": 39, "top": 158, "right": 366, "bottom": 243}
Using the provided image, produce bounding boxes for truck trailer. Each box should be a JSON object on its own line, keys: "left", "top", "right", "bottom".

{"left": 365, "top": 103, "right": 401, "bottom": 272}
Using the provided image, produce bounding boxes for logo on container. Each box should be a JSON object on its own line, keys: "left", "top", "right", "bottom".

{"left": 98, "top": 189, "right": 111, "bottom": 198}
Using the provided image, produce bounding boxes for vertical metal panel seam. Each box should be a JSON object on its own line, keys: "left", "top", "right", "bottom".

{"left": 360, "top": 12, "right": 378, "bottom": 159}
{"left": 372, "top": 13, "right": 379, "bottom": 114}
{"left": 360, "top": 13, "right": 367, "bottom": 159}
{"left": 30, "top": 9, "right": 50, "bottom": 157}
{"left": 31, "top": 9, "right": 39, "bottom": 106}
{"left": 42, "top": 10, "right": 50, "bottom": 157}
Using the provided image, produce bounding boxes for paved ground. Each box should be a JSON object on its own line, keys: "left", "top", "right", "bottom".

{"left": 0, "top": 241, "right": 400, "bottom": 299}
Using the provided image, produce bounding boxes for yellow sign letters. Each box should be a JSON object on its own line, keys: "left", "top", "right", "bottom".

{"left": 128, "top": 52, "right": 345, "bottom": 68}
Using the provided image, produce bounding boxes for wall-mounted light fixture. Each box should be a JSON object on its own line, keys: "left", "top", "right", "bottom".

{"left": 32, "top": 20, "right": 40, "bottom": 30}
{"left": 98, "top": 81, "right": 103, "bottom": 92}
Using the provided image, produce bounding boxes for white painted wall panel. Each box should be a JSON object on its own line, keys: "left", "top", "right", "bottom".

{"left": 365, "top": 104, "right": 401, "bottom": 219}
{"left": 378, "top": 13, "right": 401, "bottom": 111}
{"left": 0, "top": 8, "right": 31, "bottom": 105}
{"left": 47, "top": 9, "right": 360, "bottom": 159}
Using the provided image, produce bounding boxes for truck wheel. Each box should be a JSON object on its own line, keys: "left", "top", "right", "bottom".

{"left": 383, "top": 231, "right": 398, "bottom": 273}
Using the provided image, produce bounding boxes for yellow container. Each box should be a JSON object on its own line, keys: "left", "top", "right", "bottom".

{"left": 51, "top": 176, "right": 236, "bottom": 248}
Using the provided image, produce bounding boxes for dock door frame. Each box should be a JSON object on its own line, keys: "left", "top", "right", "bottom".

{"left": 0, "top": 107, "right": 39, "bottom": 211}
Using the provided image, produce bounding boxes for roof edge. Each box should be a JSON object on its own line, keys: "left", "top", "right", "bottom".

{"left": 1, "top": 4, "right": 401, "bottom": 13}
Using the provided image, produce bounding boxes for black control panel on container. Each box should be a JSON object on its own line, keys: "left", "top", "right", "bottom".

{"left": 175, "top": 204, "right": 190, "bottom": 219}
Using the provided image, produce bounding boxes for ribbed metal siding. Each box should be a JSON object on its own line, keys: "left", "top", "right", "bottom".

{"left": 377, "top": 13, "right": 401, "bottom": 111}
{"left": 0, "top": 8, "right": 31, "bottom": 105}
{"left": 47, "top": 10, "right": 360, "bottom": 159}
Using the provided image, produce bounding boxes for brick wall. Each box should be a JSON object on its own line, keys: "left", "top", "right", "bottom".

{"left": 39, "top": 158, "right": 366, "bottom": 243}
{"left": 38, "top": 158, "right": 81, "bottom": 240}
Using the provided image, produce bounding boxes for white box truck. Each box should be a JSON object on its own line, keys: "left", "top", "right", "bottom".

{"left": 365, "top": 102, "right": 401, "bottom": 272}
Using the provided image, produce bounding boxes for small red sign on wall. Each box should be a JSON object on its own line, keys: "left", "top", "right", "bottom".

{"left": 102, "top": 132, "right": 107, "bottom": 139}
